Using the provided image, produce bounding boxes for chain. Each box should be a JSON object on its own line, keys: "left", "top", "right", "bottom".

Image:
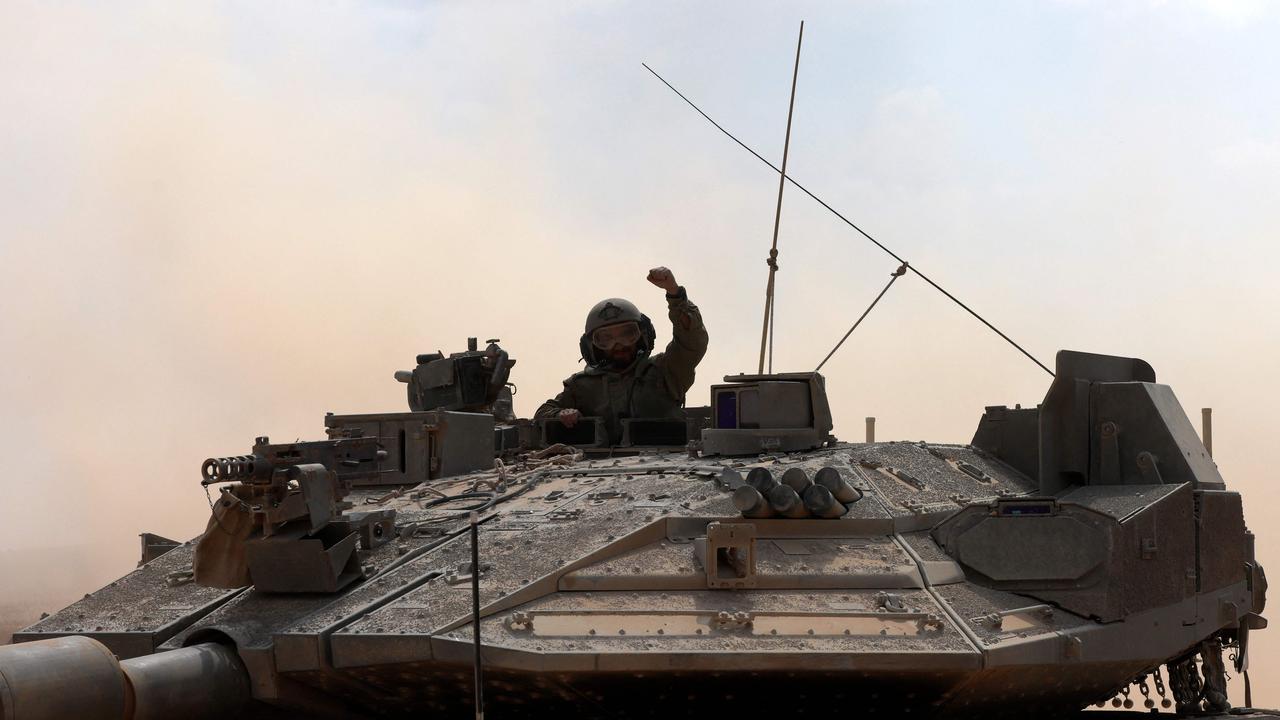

{"left": 1155, "top": 667, "right": 1172, "bottom": 709}
{"left": 203, "top": 484, "right": 250, "bottom": 536}
{"left": 1138, "top": 674, "right": 1154, "bottom": 710}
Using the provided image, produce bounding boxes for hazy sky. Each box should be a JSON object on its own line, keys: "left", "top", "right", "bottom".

{"left": 2, "top": 0, "right": 1277, "bottom": 702}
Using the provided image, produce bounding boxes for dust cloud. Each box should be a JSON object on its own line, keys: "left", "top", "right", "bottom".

{"left": 2, "top": 0, "right": 1279, "bottom": 708}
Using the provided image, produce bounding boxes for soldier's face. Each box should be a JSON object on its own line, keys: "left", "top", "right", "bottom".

{"left": 592, "top": 322, "right": 641, "bottom": 367}
{"left": 607, "top": 341, "right": 638, "bottom": 366}
{"left": 591, "top": 322, "right": 641, "bottom": 350}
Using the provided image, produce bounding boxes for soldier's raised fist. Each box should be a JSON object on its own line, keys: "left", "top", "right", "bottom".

{"left": 647, "top": 267, "right": 679, "bottom": 294}
{"left": 558, "top": 408, "right": 582, "bottom": 428}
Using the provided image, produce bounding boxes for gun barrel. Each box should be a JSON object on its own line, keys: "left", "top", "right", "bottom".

{"left": 200, "top": 455, "right": 268, "bottom": 485}
{"left": 0, "top": 637, "right": 250, "bottom": 720}
{"left": 200, "top": 436, "right": 387, "bottom": 486}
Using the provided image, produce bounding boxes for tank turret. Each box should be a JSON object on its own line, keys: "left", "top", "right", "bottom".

{"left": 4, "top": 350, "right": 1267, "bottom": 718}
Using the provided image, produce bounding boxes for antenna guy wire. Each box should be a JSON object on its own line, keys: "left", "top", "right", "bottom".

{"left": 815, "top": 263, "right": 907, "bottom": 372}
{"left": 640, "top": 62, "right": 1055, "bottom": 378}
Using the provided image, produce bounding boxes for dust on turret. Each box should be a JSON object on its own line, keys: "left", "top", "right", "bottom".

{"left": 1, "top": 339, "right": 1268, "bottom": 719}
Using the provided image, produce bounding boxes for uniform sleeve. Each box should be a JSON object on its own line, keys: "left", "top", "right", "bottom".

{"left": 534, "top": 380, "right": 577, "bottom": 421}
{"left": 653, "top": 286, "right": 709, "bottom": 397}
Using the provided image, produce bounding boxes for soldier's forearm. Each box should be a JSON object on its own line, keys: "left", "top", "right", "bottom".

{"left": 666, "top": 287, "right": 693, "bottom": 327}
{"left": 666, "top": 287, "right": 706, "bottom": 347}
{"left": 534, "top": 401, "right": 564, "bottom": 420}
{"left": 535, "top": 383, "right": 582, "bottom": 420}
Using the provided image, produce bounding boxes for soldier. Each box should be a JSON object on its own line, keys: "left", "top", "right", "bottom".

{"left": 535, "top": 267, "right": 709, "bottom": 444}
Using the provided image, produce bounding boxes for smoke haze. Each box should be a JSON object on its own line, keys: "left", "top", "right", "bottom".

{"left": 1, "top": 0, "right": 1278, "bottom": 704}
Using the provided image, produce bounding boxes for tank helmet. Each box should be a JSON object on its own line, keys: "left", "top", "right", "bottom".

{"left": 579, "top": 298, "right": 656, "bottom": 366}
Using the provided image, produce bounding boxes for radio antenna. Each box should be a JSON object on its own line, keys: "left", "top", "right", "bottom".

{"left": 757, "top": 21, "right": 804, "bottom": 375}
{"left": 641, "top": 57, "right": 1054, "bottom": 378}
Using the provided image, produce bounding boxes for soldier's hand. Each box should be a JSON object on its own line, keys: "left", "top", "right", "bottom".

{"left": 647, "top": 266, "right": 679, "bottom": 294}
{"left": 558, "top": 409, "right": 582, "bottom": 428}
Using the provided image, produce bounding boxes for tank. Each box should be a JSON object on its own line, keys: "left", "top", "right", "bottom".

{"left": 2, "top": 342, "right": 1270, "bottom": 719}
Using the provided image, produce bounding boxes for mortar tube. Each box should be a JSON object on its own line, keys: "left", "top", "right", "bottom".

{"left": 733, "top": 486, "right": 777, "bottom": 518}
{"left": 802, "top": 484, "right": 847, "bottom": 518}
{"left": 745, "top": 467, "right": 778, "bottom": 494}
{"left": 781, "top": 467, "right": 812, "bottom": 492}
{"left": 767, "top": 484, "right": 809, "bottom": 518}
{"left": 814, "top": 466, "right": 862, "bottom": 504}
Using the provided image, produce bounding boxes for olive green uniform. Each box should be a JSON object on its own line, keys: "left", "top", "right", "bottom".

{"left": 535, "top": 288, "right": 708, "bottom": 444}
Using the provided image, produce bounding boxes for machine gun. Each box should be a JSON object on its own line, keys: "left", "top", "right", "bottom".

{"left": 199, "top": 430, "right": 386, "bottom": 491}
{"left": 194, "top": 435, "right": 396, "bottom": 593}
{"left": 192, "top": 339, "right": 522, "bottom": 594}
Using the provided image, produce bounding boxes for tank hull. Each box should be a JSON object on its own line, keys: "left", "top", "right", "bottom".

{"left": 10, "top": 353, "right": 1267, "bottom": 717}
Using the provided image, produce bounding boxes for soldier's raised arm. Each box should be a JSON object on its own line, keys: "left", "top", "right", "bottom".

{"left": 647, "top": 267, "right": 709, "bottom": 397}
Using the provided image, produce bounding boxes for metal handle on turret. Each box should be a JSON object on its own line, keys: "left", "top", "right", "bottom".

{"left": 485, "top": 343, "right": 511, "bottom": 404}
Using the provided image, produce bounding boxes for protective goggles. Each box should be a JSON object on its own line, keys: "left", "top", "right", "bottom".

{"left": 591, "top": 321, "right": 641, "bottom": 350}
